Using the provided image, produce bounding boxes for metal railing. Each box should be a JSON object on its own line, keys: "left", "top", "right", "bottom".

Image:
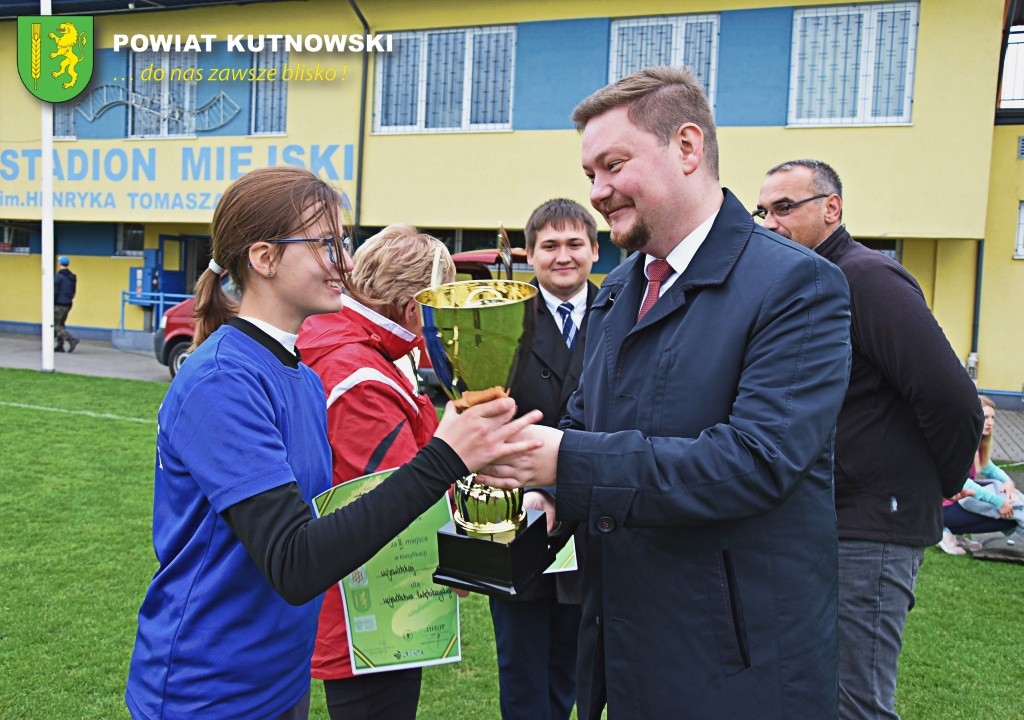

{"left": 119, "top": 290, "right": 192, "bottom": 332}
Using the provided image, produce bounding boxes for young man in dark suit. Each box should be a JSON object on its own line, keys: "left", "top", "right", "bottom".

{"left": 489, "top": 198, "right": 599, "bottom": 720}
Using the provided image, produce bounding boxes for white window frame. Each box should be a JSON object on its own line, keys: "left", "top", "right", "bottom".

{"left": 128, "top": 51, "right": 198, "bottom": 138}
{"left": 374, "top": 25, "right": 515, "bottom": 134}
{"left": 251, "top": 48, "right": 288, "bottom": 135}
{"left": 117, "top": 223, "right": 145, "bottom": 257}
{"left": 1001, "top": 27, "right": 1024, "bottom": 109}
{"left": 1016, "top": 202, "right": 1024, "bottom": 259}
{"left": 609, "top": 14, "right": 720, "bottom": 109}
{"left": 788, "top": 2, "right": 918, "bottom": 127}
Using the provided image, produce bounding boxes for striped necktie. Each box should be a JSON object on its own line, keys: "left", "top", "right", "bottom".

{"left": 556, "top": 301, "right": 577, "bottom": 350}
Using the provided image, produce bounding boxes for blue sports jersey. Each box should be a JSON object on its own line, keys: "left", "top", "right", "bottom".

{"left": 126, "top": 323, "right": 331, "bottom": 720}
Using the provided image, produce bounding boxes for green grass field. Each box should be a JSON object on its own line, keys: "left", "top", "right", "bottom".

{"left": 1, "top": 367, "right": 1021, "bottom": 719}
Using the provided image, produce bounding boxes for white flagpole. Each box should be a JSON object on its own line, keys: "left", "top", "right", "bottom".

{"left": 40, "top": 0, "right": 54, "bottom": 372}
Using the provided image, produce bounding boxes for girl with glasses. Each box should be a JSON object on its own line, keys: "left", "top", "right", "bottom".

{"left": 125, "top": 167, "right": 540, "bottom": 720}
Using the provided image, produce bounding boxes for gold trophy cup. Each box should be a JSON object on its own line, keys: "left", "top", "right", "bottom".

{"left": 416, "top": 267, "right": 555, "bottom": 597}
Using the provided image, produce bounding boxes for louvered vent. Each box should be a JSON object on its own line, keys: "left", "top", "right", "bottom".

{"left": 1018, "top": 136, "right": 1024, "bottom": 158}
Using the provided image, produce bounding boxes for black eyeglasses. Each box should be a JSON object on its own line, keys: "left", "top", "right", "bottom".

{"left": 752, "top": 194, "right": 829, "bottom": 220}
{"left": 268, "top": 235, "right": 352, "bottom": 263}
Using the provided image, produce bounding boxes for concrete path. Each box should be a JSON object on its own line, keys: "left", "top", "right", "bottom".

{"left": 0, "top": 331, "right": 170, "bottom": 384}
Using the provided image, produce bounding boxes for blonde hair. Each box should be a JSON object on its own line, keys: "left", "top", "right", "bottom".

{"left": 977, "top": 395, "right": 997, "bottom": 467}
{"left": 350, "top": 231, "right": 455, "bottom": 323}
{"left": 192, "top": 167, "right": 348, "bottom": 348}
{"left": 356, "top": 223, "right": 418, "bottom": 257}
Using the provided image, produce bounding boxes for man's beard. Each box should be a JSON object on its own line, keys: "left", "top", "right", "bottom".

{"left": 610, "top": 216, "right": 651, "bottom": 253}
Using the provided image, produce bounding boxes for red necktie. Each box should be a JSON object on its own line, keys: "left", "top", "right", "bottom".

{"left": 637, "top": 259, "right": 674, "bottom": 322}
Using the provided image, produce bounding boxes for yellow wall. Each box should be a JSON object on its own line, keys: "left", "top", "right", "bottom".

{"left": 0, "top": 254, "right": 151, "bottom": 329}
{"left": 979, "top": 126, "right": 1024, "bottom": 391}
{"left": 361, "top": 131, "right": 590, "bottom": 228}
{"left": 861, "top": 237, "right": 978, "bottom": 367}
{"left": 931, "top": 239, "right": 979, "bottom": 360}
{"left": 901, "top": 239, "right": 937, "bottom": 307}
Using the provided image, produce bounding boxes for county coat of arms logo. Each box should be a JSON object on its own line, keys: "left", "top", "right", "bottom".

{"left": 17, "top": 16, "right": 94, "bottom": 102}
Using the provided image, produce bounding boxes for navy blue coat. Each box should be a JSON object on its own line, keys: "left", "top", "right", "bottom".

{"left": 556, "top": 190, "right": 852, "bottom": 720}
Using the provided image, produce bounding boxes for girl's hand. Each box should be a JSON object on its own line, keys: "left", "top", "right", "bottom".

{"left": 434, "top": 398, "right": 543, "bottom": 473}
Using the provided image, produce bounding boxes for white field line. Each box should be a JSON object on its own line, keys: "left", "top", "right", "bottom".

{"left": 0, "top": 401, "right": 155, "bottom": 425}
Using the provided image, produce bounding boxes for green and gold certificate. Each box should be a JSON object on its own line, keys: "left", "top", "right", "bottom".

{"left": 313, "top": 469, "right": 461, "bottom": 674}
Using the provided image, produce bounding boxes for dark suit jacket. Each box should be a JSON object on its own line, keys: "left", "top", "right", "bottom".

{"left": 507, "top": 279, "right": 597, "bottom": 603}
{"left": 557, "top": 190, "right": 852, "bottom": 719}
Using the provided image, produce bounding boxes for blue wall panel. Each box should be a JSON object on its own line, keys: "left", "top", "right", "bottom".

{"left": 594, "top": 233, "right": 618, "bottom": 274}
{"left": 57, "top": 221, "right": 117, "bottom": 256}
{"left": 27, "top": 226, "right": 41, "bottom": 255}
{"left": 717, "top": 8, "right": 792, "bottom": 127}
{"left": 514, "top": 19, "right": 609, "bottom": 130}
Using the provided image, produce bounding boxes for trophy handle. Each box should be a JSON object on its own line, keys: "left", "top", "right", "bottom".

{"left": 430, "top": 244, "right": 446, "bottom": 289}
{"left": 498, "top": 225, "right": 513, "bottom": 281}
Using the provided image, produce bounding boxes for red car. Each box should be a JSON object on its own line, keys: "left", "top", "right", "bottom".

{"left": 154, "top": 248, "right": 527, "bottom": 379}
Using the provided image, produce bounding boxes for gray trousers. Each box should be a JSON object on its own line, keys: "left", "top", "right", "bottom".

{"left": 838, "top": 539, "right": 923, "bottom": 720}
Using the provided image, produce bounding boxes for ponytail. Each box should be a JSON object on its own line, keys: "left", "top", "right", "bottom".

{"left": 191, "top": 265, "right": 238, "bottom": 349}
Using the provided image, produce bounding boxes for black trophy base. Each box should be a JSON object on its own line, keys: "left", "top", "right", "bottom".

{"left": 433, "top": 509, "right": 555, "bottom": 598}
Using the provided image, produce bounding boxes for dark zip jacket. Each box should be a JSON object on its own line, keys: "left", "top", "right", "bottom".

{"left": 814, "top": 225, "right": 982, "bottom": 546}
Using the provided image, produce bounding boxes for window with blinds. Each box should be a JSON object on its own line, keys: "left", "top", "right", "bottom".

{"left": 608, "top": 15, "right": 719, "bottom": 108}
{"left": 128, "top": 51, "right": 199, "bottom": 137}
{"left": 53, "top": 102, "right": 77, "bottom": 139}
{"left": 788, "top": 2, "right": 918, "bottom": 126}
{"left": 375, "top": 26, "right": 515, "bottom": 133}
{"left": 251, "top": 48, "right": 287, "bottom": 134}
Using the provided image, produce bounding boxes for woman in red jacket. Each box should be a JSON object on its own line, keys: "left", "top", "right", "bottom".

{"left": 297, "top": 227, "right": 455, "bottom": 720}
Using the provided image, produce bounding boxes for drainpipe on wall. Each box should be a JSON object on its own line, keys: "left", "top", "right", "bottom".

{"left": 347, "top": 0, "right": 370, "bottom": 243}
{"left": 967, "top": 238, "right": 984, "bottom": 382}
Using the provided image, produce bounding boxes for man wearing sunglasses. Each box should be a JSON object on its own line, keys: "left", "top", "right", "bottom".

{"left": 757, "top": 160, "right": 983, "bottom": 720}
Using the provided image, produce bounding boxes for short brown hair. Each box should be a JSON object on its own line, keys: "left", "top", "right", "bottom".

{"left": 524, "top": 198, "right": 598, "bottom": 251}
{"left": 350, "top": 232, "right": 455, "bottom": 323}
{"left": 572, "top": 65, "right": 719, "bottom": 178}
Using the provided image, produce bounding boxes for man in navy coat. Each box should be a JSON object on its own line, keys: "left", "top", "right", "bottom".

{"left": 480, "top": 66, "right": 852, "bottom": 719}
{"left": 490, "top": 198, "right": 598, "bottom": 720}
